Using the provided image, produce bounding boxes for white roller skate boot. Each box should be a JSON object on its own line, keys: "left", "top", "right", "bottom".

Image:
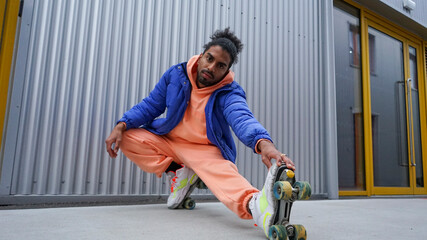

{"left": 249, "top": 161, "right": 311, "bottom": 239}
{"left": 167, "top": 165, "right": 199, "bottom": 209}
{"left": 249, "top": 162, "right": 279, "bottom": 237}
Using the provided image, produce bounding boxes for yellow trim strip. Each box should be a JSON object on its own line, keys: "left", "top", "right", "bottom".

{"left": 0, "top": 0, "right": 20, "bottom": 147}
{"left": 360, "top": 9, "right": 374, "bottom": 197}
{"left": 0, "top": 1, "right": 7, "bottom": 34}
{"left": 405, "top": 40, "right": 427, "bottom": 194}
{"left": 407, "top": 45, "right": 416, "bottom": 169}
{"left": 403, "top": 42, "right": 413, "bottom": 189}
{"left": 373, "top": 187, "right": 413, "bottom": 195}
{"left": 414, "top": 42, "right": 427, "bottom": 194}
{"left": 339, "top": 190, "right": 368, "bottom": 196}
{"left": 424, "top": 42, "right": 427, "bottom": 193}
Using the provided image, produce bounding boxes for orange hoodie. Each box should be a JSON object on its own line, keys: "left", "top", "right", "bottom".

{"left": 167, "top": 55, "right": 234, "bottom": 144}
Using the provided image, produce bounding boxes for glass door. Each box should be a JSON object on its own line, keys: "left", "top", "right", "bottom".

{"left": 367, "top": 23, "right": 425, "bottom": 194}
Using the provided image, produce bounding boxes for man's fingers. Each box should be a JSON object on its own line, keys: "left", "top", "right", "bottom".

{"left": 105, "top": 139, "right": 113, "bottom": 155}
{"left": 107, "top": 147, "right": 117, "bottom": 158}
{"left": 262, "top": 156, "right": 272, "bottom": 169}
{"left": 106, "top": 145, "right": 116, "bottom": 158}
{"left": 273, "top": 154, "right": 285, "bottom": 166}
{"left": 276, "top": 154, "right": 284, "bottom": 166}
{"left": 105, "top": 138, "right": 111, "bottom": 150}
{"left": 105, "top": 137, "right": 118, "bottom": 158}
{"left": 287, "top": 163, "right": 296, "bottom": 171}
{"left": 284, "top": 158, "right": 295, "bottom": 171}
{"left": 109, "top": 150, "right": 117, "bottom": 158}
{"left": 114, "top": 139, "right": 121, "bottom": 153}
{"left": 278, "top": 154, "right": 295, "bottom": 171}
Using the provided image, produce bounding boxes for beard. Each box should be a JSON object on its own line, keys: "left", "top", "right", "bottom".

{"left": 197, "top": 69, "right": 220, "bottom": 88}
{"left": 197, "top": 75, "right": 219, "bottom": 87}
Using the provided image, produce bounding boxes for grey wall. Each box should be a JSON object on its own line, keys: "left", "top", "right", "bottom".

{"left": 1, "top": 0, "right": 335, "bottom": 200}
{"left": 354, "top": 0, "right": 427, "bottom": 39}
{"left": 379, "top": 0, "right": 427, "bottom": 27}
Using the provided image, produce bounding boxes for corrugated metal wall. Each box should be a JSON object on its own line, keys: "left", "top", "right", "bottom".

{"left": 379, "top": 0, "right": 427, "bottom": 27}
{"left": 2, "top": 0, "right": 328, "bottom": 197}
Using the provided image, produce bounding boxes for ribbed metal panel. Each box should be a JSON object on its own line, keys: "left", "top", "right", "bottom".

{"left": 4, "top": 0, "right": 329, "bottom": 197}
{"left": 379, "top": 0, "right": 427, "bottom": 27}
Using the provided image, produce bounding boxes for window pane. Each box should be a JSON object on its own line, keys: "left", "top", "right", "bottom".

{"left": 369, "top": 27, "right": 409, "bottom": 187}
{"left": 334, "top": 2, "right": 366, "bottom": 191}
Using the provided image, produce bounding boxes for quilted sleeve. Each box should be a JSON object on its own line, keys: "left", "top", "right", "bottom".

{"left": 222, "top": 90, "right": 273, "bottom": 152}
{"left": 117, "top": 67, "right": 172, "bottom": 129}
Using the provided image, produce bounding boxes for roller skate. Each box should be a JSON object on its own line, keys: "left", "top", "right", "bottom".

{"left": 249, "top": 161, "right": 311, "bottom": 240}
{"left": 167, "top": 165, "right": 208, "bottom": 210}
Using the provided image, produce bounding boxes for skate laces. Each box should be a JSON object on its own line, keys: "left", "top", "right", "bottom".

{"left": 168, "top": 164, "right": 185, "bottom": 193}
{"left": 167, "top": 171, "right": 179, "bottom": 193}
{"left": 170, "top": 175, "right": 178, "bottom": 193}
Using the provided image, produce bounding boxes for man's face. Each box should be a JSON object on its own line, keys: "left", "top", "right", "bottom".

{"left": 196, "top": 45, "right": 231, "bottom": 88}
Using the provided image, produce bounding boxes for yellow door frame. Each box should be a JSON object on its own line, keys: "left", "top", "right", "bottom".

{"left": 365, "top": 15, "right": 427, "bottom": 196}
{"left": 417, "top": 40, "right": 427, "bottom": 195}
{"left": 406, "top": 40, "right": 427, "bottom": 195}
{"left": 0, "top": 0, "right": 20, "bottom": 148}
{"left": 339, "top": 0, "right": 427, "bottom": 196}
{"left": 0, "top": 1, "right": 7, "bottom": 32}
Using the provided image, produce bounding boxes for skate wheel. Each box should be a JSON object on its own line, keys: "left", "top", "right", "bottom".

{"left": 268, "top": 225, "right": 288, "bottom": 240}
{"left": 273, "top": 181, "right": 293, "bottom": 200}
{"left": 293, "top": 182, "right": 312, "bottom": 200}
{"left": 197, "top": 180, "right": 208, "bottom": 189}
{"left": 183, "top": 198, "right": 195, "bottom": 210}
{"left": 290, "top": 224, "right": 307, "bottom": 240}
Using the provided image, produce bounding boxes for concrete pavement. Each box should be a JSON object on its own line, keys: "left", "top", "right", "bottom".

{"left": 1, "top": 198, "right": 426, "bottom": 239}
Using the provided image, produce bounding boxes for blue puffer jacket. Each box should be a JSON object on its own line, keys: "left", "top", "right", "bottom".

{"left": 118, "top": 62, "right": 272, "bottom": 163}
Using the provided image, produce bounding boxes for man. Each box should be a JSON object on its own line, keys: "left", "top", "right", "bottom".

{"left": 105, "top": 28, "right": 295, "bottom": 237}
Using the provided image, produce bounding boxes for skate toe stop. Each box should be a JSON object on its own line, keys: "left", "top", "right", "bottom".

{"left": 286, "top": 170, "right": 295, "bottom": 179}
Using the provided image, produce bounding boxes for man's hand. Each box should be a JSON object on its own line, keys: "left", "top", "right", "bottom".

{"left": 257, "top": 140, "right": 295, "bottom": 171}
{"left": 105, "top": 123, "right": 126, "bottom": 158}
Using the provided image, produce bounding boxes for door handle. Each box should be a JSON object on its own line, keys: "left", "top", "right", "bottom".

{"left": 406, "top": 78, "right": 416, "bottom": 167}
{"left": 396, "top": 80, "right": 407, "bottom": 166}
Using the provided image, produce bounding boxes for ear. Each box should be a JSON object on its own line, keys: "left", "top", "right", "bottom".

{"left": 197, "top": 53, "right": 203, "bottom": 64}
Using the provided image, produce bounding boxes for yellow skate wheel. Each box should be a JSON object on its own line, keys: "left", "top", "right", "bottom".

{"left": 183, "top": 198, "right": 195, "bottom": 210}
{"left": 290, "top": 224, "right": 307, "bottom": 240}
{"left": 268, "top": 225, "right": 288, "bottom": 240}
{"left": 293, "top": 181, "right": 312, "bottom": 200}
{"left": 273, "top": 181, "right": 293, "bottom": 200}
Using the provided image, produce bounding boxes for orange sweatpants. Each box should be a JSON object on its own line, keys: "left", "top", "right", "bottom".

{"left": 120, "top": 128, "right": 259, "bottom": 219}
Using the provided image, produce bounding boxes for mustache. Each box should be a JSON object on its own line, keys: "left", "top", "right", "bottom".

{"left": 201, "top": 69, "right": 213, "bottom": 78}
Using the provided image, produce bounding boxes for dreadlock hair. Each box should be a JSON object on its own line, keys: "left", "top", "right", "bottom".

{"left": 202, "top": 27, "right": 243, "bottom": 67}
